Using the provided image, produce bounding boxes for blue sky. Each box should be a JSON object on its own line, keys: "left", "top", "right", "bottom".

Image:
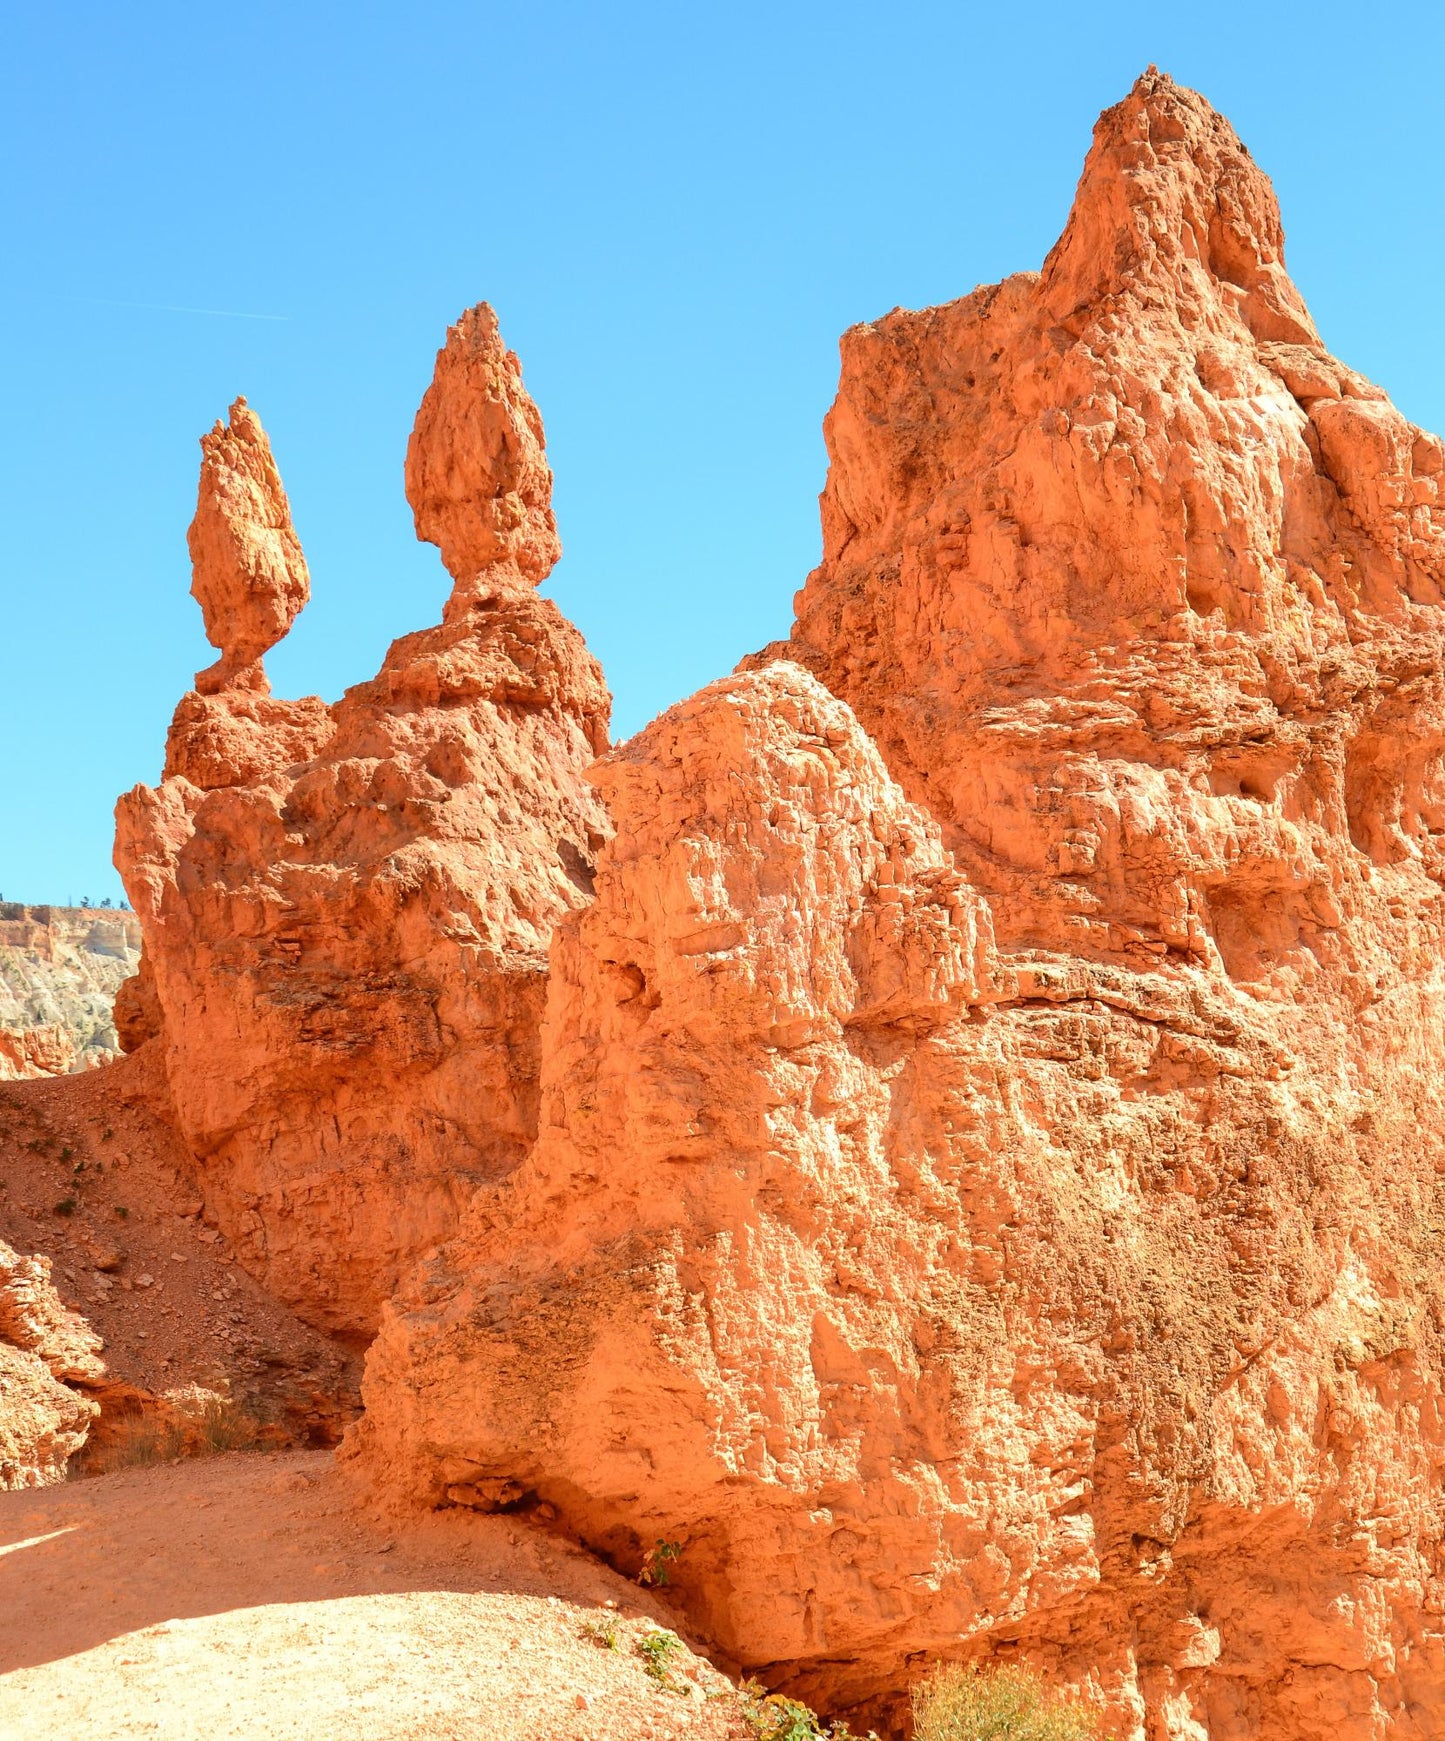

{"left": 4, "top": 2, "right": 1443, "bottom": 904}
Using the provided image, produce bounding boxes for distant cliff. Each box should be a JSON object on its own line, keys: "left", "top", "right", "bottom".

{"left": 0, "top": 906, "right": 140, "bottom": 1079}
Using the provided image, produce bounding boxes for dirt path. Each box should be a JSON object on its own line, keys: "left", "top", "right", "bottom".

{"left": 0, "top": 1449, "right": 749, "bottom": 1740}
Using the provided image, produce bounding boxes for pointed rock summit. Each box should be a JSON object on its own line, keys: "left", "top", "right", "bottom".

{"left": 1041, "top": 67, "right": 1319, "bottom": 346}
{"left": 774, "top": 66, "right": 1445, "bottom": 970}
{"left": 188, "top": 397, "right": 310, "bottom": 695}
{"left": 405, "top": 302, "right": 562, "bottom": 604}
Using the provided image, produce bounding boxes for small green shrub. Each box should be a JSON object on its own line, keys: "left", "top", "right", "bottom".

{"left": 738, "top": 1680, "right": 878, "bottom": 1741}
{"left": 53, "top": 1197, "right": 77, "bottom": 1217}
{"left": 582, "top": 1615, "right": 622, "bottom": 1652}
{"left": 912, "top": 1663, "right": 1103, "bottom": 1741}
{"left": 639, "top": 1537, "right": 682, "bottom": 1586}
{"left": 637, "top": 1627, "right": 684, "bottom": 1688}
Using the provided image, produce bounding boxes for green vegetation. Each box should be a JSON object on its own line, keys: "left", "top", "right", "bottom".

{"left": 635, "top": 1626, "right": 690, "bottom": 1690}
{"left": 52, "top": 1197, "right": 76, "bottom": 1217}
{"left": 738, "top": 1680, "right": 878, "bottom": 1741}
{"left": 638, "top": 1537, "right": 682, "bottom": 1586}
{"left": 912, "top": 1663, "right": 1104, "bottom": 1741}
{"left": 582, "top": 1614, "right": 622, "bottom": 1652}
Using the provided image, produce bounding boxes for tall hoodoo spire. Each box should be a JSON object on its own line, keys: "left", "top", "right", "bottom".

{"left": 404, "top": 302, "right": 561, "bottom": 607}
{"left": 187, "top": 397, "right": 310, "bottom": 696}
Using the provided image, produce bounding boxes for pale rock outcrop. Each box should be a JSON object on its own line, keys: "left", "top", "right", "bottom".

{"left": 0, "top": 905, "right": 142, "bottom": 1076}
{"left": 114, "top": 308, "right": 610, "bottom": 1337}
{"left": 357, "top": 74, "right": 1445, "bottom": 1739}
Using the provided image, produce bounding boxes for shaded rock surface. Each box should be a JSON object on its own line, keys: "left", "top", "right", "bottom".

{"left": 0, "top": 1049, "right": 360, "bottom": 1479}
{"left": 114, "top": 309, "right": 610, "bottom": 1338}
{"left": 353, "top": 72, "right": 1445, "bottom": 1740}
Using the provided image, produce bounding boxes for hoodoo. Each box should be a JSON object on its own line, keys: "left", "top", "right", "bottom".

{"left": 114, "top": 306, "right": 610, "bottom": 1337}
{"left": 188, "top": 398, "right": 311, "bottom": 696}
{"left": 349, "top": 72, "right": 1445, "bottom": 1738}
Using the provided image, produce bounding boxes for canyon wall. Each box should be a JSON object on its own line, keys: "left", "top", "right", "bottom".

{"left": 114, "top": 307, "right": 610, "bottom": 1338}
{"left": 350, "top": 73, "right": 1445, "bottom": 1739}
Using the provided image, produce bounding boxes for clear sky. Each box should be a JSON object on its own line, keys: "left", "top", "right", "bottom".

{"left": 3, "top": 2, "right": 1443, "bottom": 905}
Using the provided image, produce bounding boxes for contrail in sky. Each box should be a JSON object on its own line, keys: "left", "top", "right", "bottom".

{"left": 77, "top": 297, "right": 290, "bottom": 322}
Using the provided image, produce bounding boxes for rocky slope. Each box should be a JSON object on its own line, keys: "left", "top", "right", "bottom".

{"left": 0, "top": 904, "right": 140, "bottom": 1079}
{"left": 0, "top": 1050, "right": 358, "bottom": 1488}
{"left": 108, "top": 67, "right": 1445, "bottom": 1741}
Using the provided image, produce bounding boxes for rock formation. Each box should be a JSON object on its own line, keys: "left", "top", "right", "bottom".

{"left": 350, "top": 72, "right": 1445, "bottom": 1739}
{"left": 0, "top": 1238, "right": 102, "bottom": 1486}
{"left": 0, "top": 905, "right": 142, "bottom": 1079}
{"left": 114, "top": 309, "right": 610, "bottom": 1338}
{"left": 189, "top": 398, "right": 310, "bottom": 696}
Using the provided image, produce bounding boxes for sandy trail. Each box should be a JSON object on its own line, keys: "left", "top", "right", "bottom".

{"left": 0, "top": 1450, "right": 746, "bottom": 1739}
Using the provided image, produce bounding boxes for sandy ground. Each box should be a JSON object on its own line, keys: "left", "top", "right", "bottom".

{"left": 0, "top": 1448, "right": 752, "bottom": 1740}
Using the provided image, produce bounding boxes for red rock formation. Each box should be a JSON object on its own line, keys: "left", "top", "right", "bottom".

{"left": 189, "top": 398, "right": 311, "bottom": 696}
{"left": 0, "top": 1239, "right": 102, "bottom": 1486}
{"left": 355, "top": 74, "right": 1445, "bottom": 1738}
{"left": 115, "top": 307, "right": 610, "bottom": 1337}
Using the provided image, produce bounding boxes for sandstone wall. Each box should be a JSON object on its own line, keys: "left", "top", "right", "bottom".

{"left": 352, "top": 74, "right": 1445, "bottom": 1739}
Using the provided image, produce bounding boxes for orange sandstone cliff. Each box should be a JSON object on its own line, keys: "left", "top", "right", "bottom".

{"left": 345, "top": 73, "right": 1445, "bottom": 1738}
{"left": 114, "top": 307, "right": 610, "bottom": 1338}
{"left": 110, "top": 68, "right": 1445, "bottom": 1740}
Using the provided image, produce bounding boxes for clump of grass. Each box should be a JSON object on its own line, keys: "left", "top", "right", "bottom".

{"left": 912, "top": 1663, "right": 1104, "bottom": 1741}
{"left": 83, "top": 1395, "right": 264, "bottom": 1475}
{"left": 53, "top": 1197, "right": 77, "bottom": 1217}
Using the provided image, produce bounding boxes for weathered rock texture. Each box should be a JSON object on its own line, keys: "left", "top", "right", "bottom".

{"left": 0, "top": 1238, "right": 102, "bottom": 1486}
{"left": 189, "top": 397, "right": 310, "bottom": 696}
{"left": 354, "top": 73, "right": 1445, "bottom": 1739}
{"left": 0, "top": 905, "right": 141, "bottom": 1079}
{"left": 114, "top": 309, "right": 610, "bottom": 1338}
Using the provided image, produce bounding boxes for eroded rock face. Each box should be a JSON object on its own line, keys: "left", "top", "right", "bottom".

{"left": 356, "top": 75, "right": 1445, "bottom": 1738}
{"left": 776, "top": 68, "right": 1445, "bottom": 982}
{"left": 0, "top": 1239, "right": 102, "bottom": 1486}
{"left": 115, "top": 306, "right": 610, "bottom": 1337}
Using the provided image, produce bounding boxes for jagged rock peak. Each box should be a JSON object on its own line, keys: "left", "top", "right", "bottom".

{"left": 405, "top": 302, "right": 561, "bottom": 604}
{"left": 1042, "top": 66, "right": 1319, "bottom": 345}
{"left": 187, "top": 397, "right": 311, "bottom": 697}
